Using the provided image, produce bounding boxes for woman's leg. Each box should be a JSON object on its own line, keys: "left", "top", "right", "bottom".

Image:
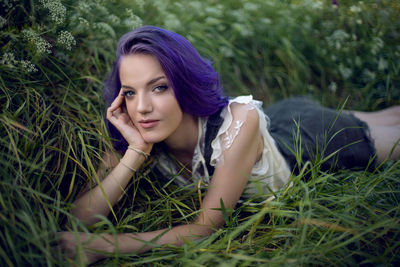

{"left": 352, "top": 106, "right": 400, "bottom": 163}
{"left": 352, "top": 105, "right": 400, "bottom": 126}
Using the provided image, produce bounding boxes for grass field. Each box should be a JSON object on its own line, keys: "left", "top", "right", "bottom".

{"left": 1, "top": 0, "right": 399, "bottom": 266}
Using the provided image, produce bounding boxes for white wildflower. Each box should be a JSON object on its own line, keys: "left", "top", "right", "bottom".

{"left": 328, "top": 82, "right": 337, "bottom": 93}
{"left": 188, "top": 1, "right": 202, "bottom": 11}
{"left": 108, "top": 14, "right": 120, "bottom": 25}
{"left": 260, "top": 18, "right": 272, "bottom": 25}
{"left": 231, "top": 10, "right": 247, "bottom": 23}
{"left": 20, "top": 60, "right": 38, "bottom": 73}
{"left": 219, "top": 46, "right": 234, "bottom": 58}
{"left": 39, "top": 0, "right": 66, "bottom": 25}
{"left": 94, "top": 3, "right": 108, "bottom": 15}
{"left": 0, "top": 16, "right": 6, "bottom": 28}
{"left": 57, "top": 31, "right": 76, "bottom": 50}
{"left": 339, "top": 64, "right": 353, "bottom": 79}
{"left": 135, "top": 0, "right": 145, "bottom": 12}
{"left": 311, "top": 1, "right": 323, "bottom": 10}
{"left": 78, "top": 17, "right": 90, "bottom": 28}
{"left": 163, "top": 14, "right": 181, "bottom": 31}
{"left": 362, "top": 69, "right": 376, "bottom": 82}
{"left": 307, "top": 85, "right": 316, "bottom": 92}
{"left": 205, "top": 6, "right": 223, "bottom": 17}
{"left": 124, "top": 9, "right": 143, "bottom": 30}
{"left": 356, "top": 19, "right": 362, "bottom": 25}
{"left": 0, "top": 52, "right": 17, "bottom": 68}
{"left": 370, "top": 37, "right": 384, "bottom": 55}
{"left": 327, "top": 29, "right": 349, "bottom": 50}
{"left": 302, "top": 0, "right": 323, "bottom": 10}
{"left": 205, "top": 17, "right": 220, "bottom": 26}
{"left": 93, "top": 22, "right": 116, "bottom": 38}
{"left": 328, "top": 30, "right": 350, "bottom": 43}
{"left": 22, "top": 28, "right": 52, "bottom": 54}
{"left": 233, "top": 23, "right": 253, "bottom": 37}
{"left": 172, "top": 2, "right": 184, "bottom": 12}
{"left": 378, "top": 57, "right": 388, "bottom": 71}
{"left": 265, "top": 1, "right": 275, "bottom": 7}
{"left": 1, "top": 53, "right": 38, "bottom": 73}
{"left": 78, "top": 1, "right": 91, "bottom": 12}
{"left": 350, "top": 5, "right": 362, "bottom": 13}
{"left": 1, "top": 0, "right": 18, "bottom": 12}
{"left": 187, "top": 35, "right": 195, "bottom": 43}
{"left": 243, "top": 3, "right": 258, "bottom": 11}
{"left": 151, "top": 0, "right": 167, "bottom": 12}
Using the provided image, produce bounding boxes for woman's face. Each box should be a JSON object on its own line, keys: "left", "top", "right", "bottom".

{"left": 119, "top": 53, "right": 183, "bottom": 144}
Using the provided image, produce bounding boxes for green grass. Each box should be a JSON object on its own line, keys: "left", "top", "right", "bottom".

{"left": 1, "top": 0, "right": 400, "bottom": 266}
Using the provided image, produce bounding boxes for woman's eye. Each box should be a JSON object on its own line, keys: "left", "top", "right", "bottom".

{"left": 123, "top": 90, "right": 135, "bottom": 97}
{"left": 153, "top": 85, "right": 168, "bottom": 93}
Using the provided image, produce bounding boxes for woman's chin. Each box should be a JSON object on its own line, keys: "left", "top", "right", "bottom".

{"left": 141, "top": 134, "right": 167, "bottom": 145}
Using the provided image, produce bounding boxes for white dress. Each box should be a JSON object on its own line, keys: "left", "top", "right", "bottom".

{"left": 152, "top": 95, "right": 291, "bottom": 198}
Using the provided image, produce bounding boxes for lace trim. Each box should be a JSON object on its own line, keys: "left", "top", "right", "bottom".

{"left": 221, "top": 120, "right": 244, "bottom": 149}
{"left": 211, "top": 96, "right": 261, "bottom": 165}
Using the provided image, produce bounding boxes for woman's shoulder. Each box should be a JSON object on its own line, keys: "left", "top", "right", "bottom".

{"left": 217, "top": 95, "right": 264, "bottom": 131}
{"left": 227, "top": 95, "right": 263, "bottom": 109}
{"left": 209, "top": 95, "right": 263, "bottom": 166}
{"left": 228, "top": 101, "right": 260, "bottom": 127}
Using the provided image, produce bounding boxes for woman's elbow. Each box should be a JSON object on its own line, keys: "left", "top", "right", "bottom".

{"left": 70, "top": 203, "right": 101, "bottom": 226}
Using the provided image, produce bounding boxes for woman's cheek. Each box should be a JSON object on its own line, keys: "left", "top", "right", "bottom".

{"left": 125, "top": 103, "right": 136, "bottom": 122}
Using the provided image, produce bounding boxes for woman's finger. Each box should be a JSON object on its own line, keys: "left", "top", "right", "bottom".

{"left": 108, "top": 92, "right": 125, "bottom": 112}
{"left": 107, "top": 95, "right": 125, "bottom": 120}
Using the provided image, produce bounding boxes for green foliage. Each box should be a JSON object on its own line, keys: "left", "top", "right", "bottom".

{"left": 0, "top": 0, "right": 399, "bottom": 266}
{"left": 144, "top": 0, "right": 400, "bottom": 108}
{"left": 0, "top": 0, "right": 143, "bottom": 265}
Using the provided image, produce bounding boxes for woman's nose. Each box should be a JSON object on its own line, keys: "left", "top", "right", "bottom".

{"left": 136, "top": 93, "right": 153, "bottom": 113}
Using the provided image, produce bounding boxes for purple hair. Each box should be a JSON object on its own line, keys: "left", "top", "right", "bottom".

{"left": 104, "top": 26, "right": 228, "bottom": 153}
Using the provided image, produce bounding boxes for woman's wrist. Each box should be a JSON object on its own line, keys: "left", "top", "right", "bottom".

{"left": 127, "top": 145, "right": 150, "bottom": 160}
{"left": 121, "top": 148, "right": 146, "bottom": 171}
{"left": 128, "top": 143, "right": 153, "bottom": 155}
{"left": 86, "top": 233, "right": 115, "bottom": 262}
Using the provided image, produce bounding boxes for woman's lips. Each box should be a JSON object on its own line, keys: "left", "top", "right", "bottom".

{"left": 139, "top": 120, "right": 159, "bottom": 129}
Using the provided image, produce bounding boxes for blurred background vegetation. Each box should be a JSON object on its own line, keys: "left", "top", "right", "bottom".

{"left": 1, "top": 0, "right": 399, "bottom": 266}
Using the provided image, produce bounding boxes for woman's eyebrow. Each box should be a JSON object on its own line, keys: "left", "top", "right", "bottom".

{"left": 121, "top": 76, "right": 166, "bottom": 90}
{"left": 147, "top": 76, "right": 166, "bottom": 86}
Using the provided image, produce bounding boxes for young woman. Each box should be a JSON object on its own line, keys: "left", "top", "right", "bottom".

{"left": 58, "top": 26, "right": 400, "bottom": 264}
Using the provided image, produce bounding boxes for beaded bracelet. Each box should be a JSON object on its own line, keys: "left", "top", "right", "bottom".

{"left": 120, "top": 159, "right": 136, "bottom": 172}
{"left": 128, "top": 145, "right": 150, "bottom": 160}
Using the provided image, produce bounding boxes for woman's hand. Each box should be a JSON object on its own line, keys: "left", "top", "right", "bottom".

{"left": 106, "top": 92, "right": 151, "bottom": 152}
{"left": 57, "top": 231, "right": 112, "bottom": 265}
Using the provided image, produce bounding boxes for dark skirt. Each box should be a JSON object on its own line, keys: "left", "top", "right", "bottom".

{"left": 264, "top": 97, "right": 377, "bottom": 173}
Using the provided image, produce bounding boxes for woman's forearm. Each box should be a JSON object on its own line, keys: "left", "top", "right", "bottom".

{"left": 112, "top": 223, "right": 216, "bottom": 255}
{"left": 71, "top": 149, "right": 145, "bottom": 225}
